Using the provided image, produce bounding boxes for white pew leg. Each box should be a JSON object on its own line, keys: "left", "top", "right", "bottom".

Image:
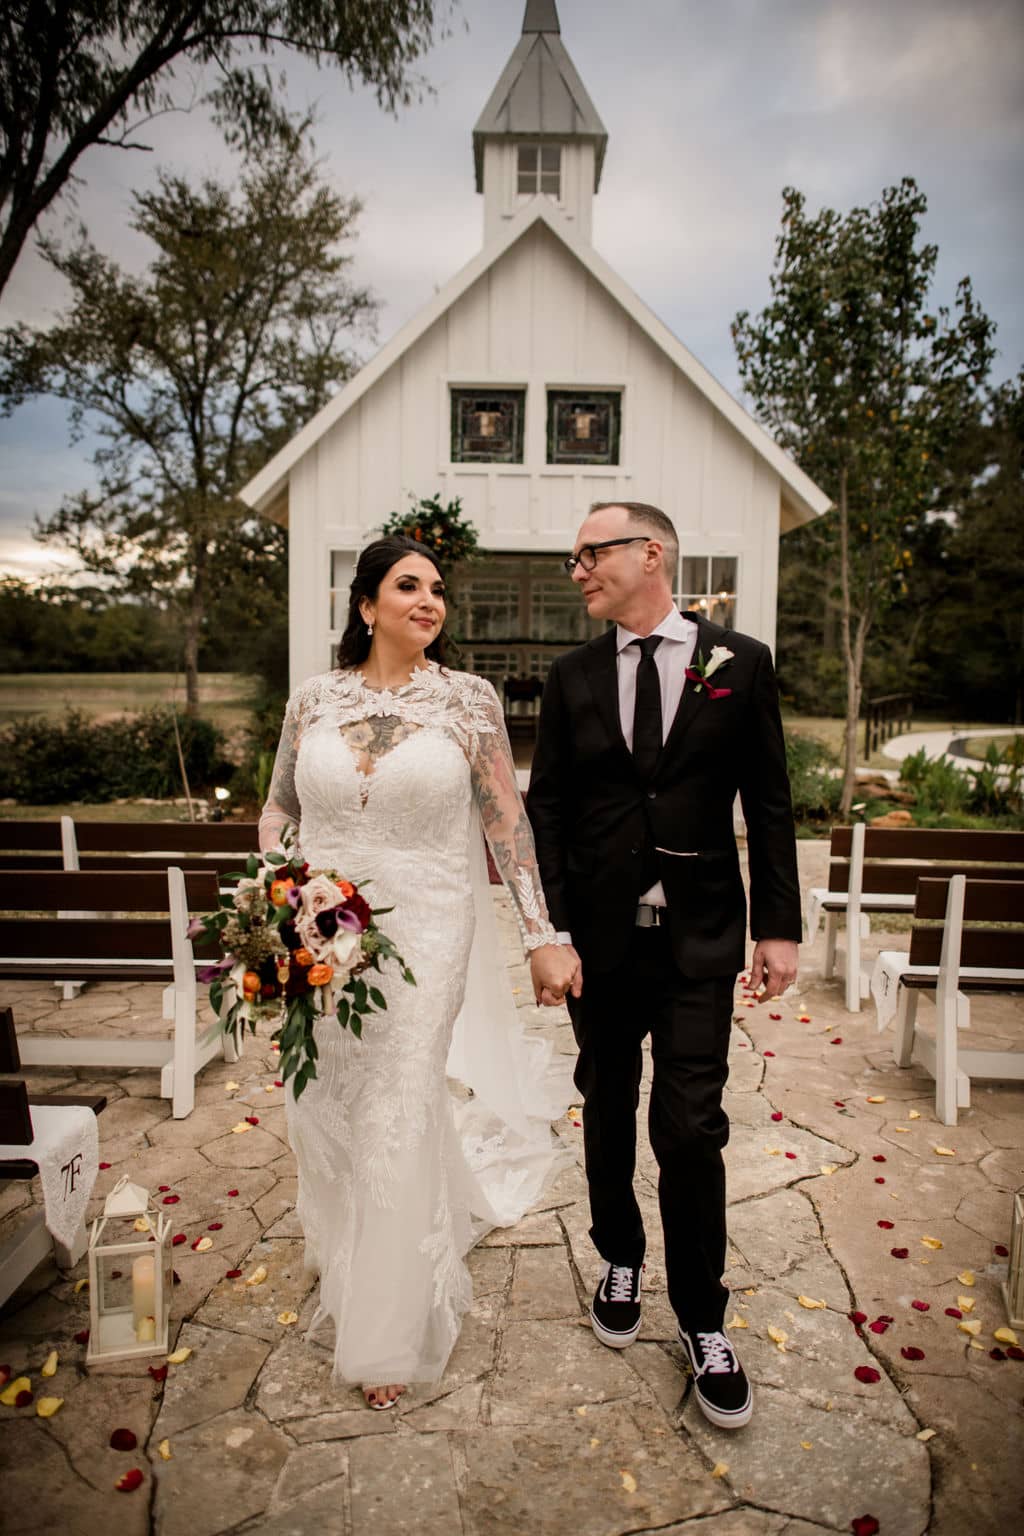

{"left": 845, "top": 915, "right": 862, "bottom": 1013}
{"left": 935, "top": 994, "right": 959, "bottom": 1127}
{"left": 894, "top": 989, "right": 918, "bottom": 1067}
{"left": 823, "top": 914, "right": 838, "bottom": 980}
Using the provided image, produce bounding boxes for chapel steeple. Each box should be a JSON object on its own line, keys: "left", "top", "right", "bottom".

{"left": 473, "top": 1, "right": 608, "bottom": 246}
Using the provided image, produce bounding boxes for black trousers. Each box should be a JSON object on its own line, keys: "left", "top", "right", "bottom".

{"left": 568, "top": 924, "right": 735, "bottom": 1331}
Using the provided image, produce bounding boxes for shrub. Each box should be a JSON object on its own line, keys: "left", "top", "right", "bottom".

{"left": 379, "top": 494, "right": 479, "bottom": 568}
{"left": 785, "top": 731, "right": 841, "bottom": 823}
{"left": 0, "top": 707, "right": 225, "bottom": 803}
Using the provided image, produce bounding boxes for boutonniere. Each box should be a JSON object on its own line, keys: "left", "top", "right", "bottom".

{"left": 686, "top": 646, "right": 734, "bottom": 698}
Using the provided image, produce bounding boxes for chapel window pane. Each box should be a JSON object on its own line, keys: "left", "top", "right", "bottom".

{"left": 546, "top": 390, "right": 621, "bottom": 466}
{"left": 529, "top": 577, "right": 593, "bottom": 643}
{"left": 329, "top": 549, "right": 356, "bottom": 631}
{"left": 451, "top": 389, "right": 525, "bottom": 463}
{"left": 517, "top": 144, "right": 538, "bottom": 194}
{"left": 681, "top": 556, "right": 708, "bottom": 594}
{"left": 454, "top": 577, "right": 522, "bottom": 641}
{"left": 711, "top": 556, "right": 737, "bottom": 593}
{"left": 539, "top": 145, "right": 561, "bottom": 197}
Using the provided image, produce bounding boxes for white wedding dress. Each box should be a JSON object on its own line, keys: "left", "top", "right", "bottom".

{"left": 259, "top": 663, "right": 572, "bottom": 1386}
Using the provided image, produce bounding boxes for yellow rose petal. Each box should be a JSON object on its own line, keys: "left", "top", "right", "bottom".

{"left": 969, "top": 1339, "right": 984, "bottom": 1351}
{"left": 245, "top": 1265, "right": 268, "bottom": 1286}
{"left": 767, "top": 1325, "right": 788, "bottom": 1351}
{"left": 800, "top": 1440, "right": 813, "bottom": 1450}
{"left": 994, "top": 1327, "right": 1019, "bottom": 1347}
{"left": 820, "top": 1164, "right": 837, "bottom": 1176}
{"left": 264, "top": 1084, "right": 275, "bottom": 1093}
{"left": 711, "top": 1462, "right": 729, "bottom": 1479}
{"left": 224, "top": 1081, "right": 241, "bottom": 1092}
{"left": 620, "top": 1470, "right": 637, "bottom": 1494}
{"left": 40, "top": 1350, "right": 58, "bottom": 1378}
{"left": 36, "top": 1396, "right": 63, "bottom": 1418}
{"left": 908, "top": 1109, "right": 921, "bottom": 1119}
{"left": 132, "top": 1218, "right": 150, "bottom": 1233}
{"left": 230, "top": 1121, "right": 253, "bottom": 1135}
{"left": 74, "top": 1275, "right": 91, "bottom": 1291}
{"left": 277, "top": 1310, "right": 299, "bottom": 1326}
{"left": 726, "top": 1314, "right": 749, "bottom": 1330}
{"left": 957, "top": 1270, "right": 975, "bottom": 1287}
{"left": 958, "top": 1297, "right": 975, "bottom": 1314}
{"left": 894, "top": 1126, "right": 910, "bottom": 1133}
{"left": 916, "top": 1428, "right": 936, "bottom": 1442}
{"left": 166, "top": 1347, "right": 192, "bottom": 1364}
{"left": 920, "top": 1236, "right": 943, "bottom": 1250}
{"left": 589, "top": 1437, "right": 600, "bottom": 1448}
{"left": 957, "top": 1320, "right": 982, "bottom": 1337}
{"left": 798, "top": 1295, "right": 827, "bottom": 1310}
{"left": 193, "top": 1237, "right": 213, "bottom": 1253}
{"left": 158, "top": 1439, "right": 173, "bottom": 1461}
{"left": 866, "top": 1095, "right": 887, "bottom": 1103}
{"left": 933, "top": 1146, "right": 956, "bottom": 1157}
{"left": 0, "top": 1376, "right": 31, "bottom": 1405}
{"left": 763, "top": 1147, "right": 782, "bottom": 1156}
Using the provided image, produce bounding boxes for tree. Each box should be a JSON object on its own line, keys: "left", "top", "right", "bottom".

{"left": 0, "top": 123, "right": 375, "bottom": 709}
{"left": 733, "top": 179, "right": 994, "bottom": 814}
{"left": 0, "top": 0, "right": 452, "bottom": 301}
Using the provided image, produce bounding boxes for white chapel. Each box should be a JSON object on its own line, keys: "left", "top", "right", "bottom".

{"left": 239, "top": 0, "right": 829, "bottom": 695}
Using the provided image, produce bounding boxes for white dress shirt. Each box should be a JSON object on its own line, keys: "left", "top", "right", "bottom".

{"left": 616, "top": 607, "right": 698, "bottom": 905}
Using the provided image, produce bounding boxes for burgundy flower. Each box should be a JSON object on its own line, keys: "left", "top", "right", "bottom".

{"left": 342, "top": 892, "right": 373, "bottom": 930}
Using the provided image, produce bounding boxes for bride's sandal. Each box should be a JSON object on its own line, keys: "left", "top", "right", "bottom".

{"left": 362, "top": 1384, "right": 407, "bottom": 1411}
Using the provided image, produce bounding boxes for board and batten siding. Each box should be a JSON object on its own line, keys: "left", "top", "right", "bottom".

{"left": 288, "top": 222, "right": 784, "bottom": 689}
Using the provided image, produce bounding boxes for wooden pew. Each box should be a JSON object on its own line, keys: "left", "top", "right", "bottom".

{"left": 870, "top": 877, "right": 1024, "bottom": 1125}
{"left": 0, "top": 868, "right": 237, "bottom": 1119}
{"left": 806, "top": 824, "right": 1024, "bottom": 1011}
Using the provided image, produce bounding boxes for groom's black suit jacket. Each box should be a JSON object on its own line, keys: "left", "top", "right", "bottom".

{"left": 527, "top": 612, "right": 802, "bottom": 979}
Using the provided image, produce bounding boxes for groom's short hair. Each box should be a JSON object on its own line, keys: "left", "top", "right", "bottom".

{"left": 589, "top": 501, "right": 679, "bottom": 574}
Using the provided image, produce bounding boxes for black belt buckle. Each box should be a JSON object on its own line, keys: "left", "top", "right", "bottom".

{"left": 635, "top": 904, "right": 665, "bottom": 928}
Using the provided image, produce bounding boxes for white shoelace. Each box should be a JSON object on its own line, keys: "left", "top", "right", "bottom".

{"left": 695, "top": 1331, "right": 736, "bottom": 1375}
{"left": 606, "top": 1264, "right": 637, "bottom": 1302}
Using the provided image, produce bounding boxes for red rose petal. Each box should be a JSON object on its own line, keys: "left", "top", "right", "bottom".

{"left": 172, "top": 1270, "right": 181, "bottom": 1285}
{"left": 901, "top": 1346, "right": 925, "bottom": 1361}
{"left": 868, "top": 1320, "right": 889, "bottom": 1334}
{"left": 854, "top": 1366, "right": 881, "bottom": 1384}
{"left": 771, "top": 1111, "right": 783, "bottom": 1122}
{"left": 245, "top": 1115, "right": 259, "bottom": 1125}
{"left": 852, "top": 1518, "right": 880, "bottom": 1536}
{"left": 995, "top": 1244, "right": 1009, "bottom": 1257}
{"left": 172, "top": 1234, "right": 186, "bottom": 1247}
{"left": 891, "top": 1247, "right": 909, "bottom": 1259}
{"left": 227, "top": 1189, "right": 239, "bottom": 1197}
{"left": 14, "top": 1389, "right": 32, "bottom": 1407}
{"left": 873, "top": 1154, "right": 887, "bottom": 1163}
{"left": 785, "top": 1151, "right": 797, "bottom": 1160}
{"left": 225, "top": 1269, "right": 243, "bottom": 1279}
{"left": 208, "top": 1222, "right": 223, "bottom": 1231}
{"left": 158, "top": 1185, "right": 170, "bottom": 1193}
{"left": 191, "top": 1237, "right": 203, "bottom": 1250}
{"left": 911, "top": 1300, "right": 930, "bottom": 1312}
{"left": 874, "top": 1177, "right": 886, "bottom": 1184}
{"left": 769, "top": 1013, "right": 781, "bottom": 1020}
{"left": 834, "top": 1100, "right": 846, "bottom": 1108}
{"left": 115, "top": 1470, "right": 144, "bottom": 1493}
{"left": 990, "top": 1348, "right": 1007, "bottom": 1361}
{"left": 162, "top": 1195, "right": 180, "bottom": 1205}
{"left": 1007, "top": 1346, "right": 1024, "bottom": 1361}
{"left": 74, "top": 1329, "right": 90, "bottom": 1345}
{"left": 945, "top": 1307, "right": 962, "bottom": 1319}
{"left": 830, "top": 1036, "right": 843, "bottom": 1044}
{"left": 98, "top": 1161, "right": 111, "bottom": 1170}
{"left": 274, "top": 1080, "right": 283, "bottom": 1087}
{"left": 876, "top": 1314, "right": 893, "bottom": 1323}
{"left": 763, "top": 1050, "right": 775, "bottom": 1057}
{"left": 877, "top": 1220, "right": 895, "bottom": 1229}
{"left": 849, "top": 1311, "right": 868, "bottom": 1326}
{"left": 109, "top": 1428, "right": 138, "bottom": 1451}
{"left": 147, "top": 1365, "right": 168, "bottom": 1382}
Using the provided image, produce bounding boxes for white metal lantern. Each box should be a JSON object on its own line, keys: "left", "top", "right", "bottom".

{"left": 1003, "top": 1189, "right": 1024, "bottom": 1330}
{"left": 85, "top": 1176, "right": 171, "bottom": 1362}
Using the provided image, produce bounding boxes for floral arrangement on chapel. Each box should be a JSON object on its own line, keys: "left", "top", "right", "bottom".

{"left": 191, "top": 848, "right": 415, "bottom": 1098}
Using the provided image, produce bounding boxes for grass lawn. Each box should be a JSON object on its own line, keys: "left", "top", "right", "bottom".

{"left": 958, "top": 731, "right": 1023, "bottom": 761}
{"left": 0, "top": 673, "right": 259, "bottom": 737}
{"left": 782, "top": 712, "right": 1017, "bottom": 771}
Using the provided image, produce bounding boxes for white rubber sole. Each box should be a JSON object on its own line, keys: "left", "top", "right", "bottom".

{"left": 678, "top": 1329, "right": 753, "bottom": 1428}
{"left": 589, "top": 1306, "right": 641, "bottom": 1349}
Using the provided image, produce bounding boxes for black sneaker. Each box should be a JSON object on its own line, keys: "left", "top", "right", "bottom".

{"left": 589, "top": 1260, "right": 643, "bottom": 1348}
{"left": 678, "top": 1326, "right": 753, "bottom": 1428}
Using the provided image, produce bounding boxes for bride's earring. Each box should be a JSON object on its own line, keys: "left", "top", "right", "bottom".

{"left": 365, "top": 618, "right": 374, "bottom": 637}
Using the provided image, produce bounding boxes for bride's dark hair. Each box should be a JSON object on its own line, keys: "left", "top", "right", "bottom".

{"left": 335, "top": 536, "right": 452, "bottom": 670}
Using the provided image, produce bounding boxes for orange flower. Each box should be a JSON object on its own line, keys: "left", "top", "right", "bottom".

{"left": 335, "top": 879, "right": 355, "bottom": 899}
{"left": 293, "top": 949, "right": 314, "bottom": 968}
{"left": 242, "top": 971, "right": 261, "bottom": 992}
{"left": 269, "top": 878, "right": 295, "bottom": 907}
{"left": 307, "top": 963, "right": 333, "bottom": 986}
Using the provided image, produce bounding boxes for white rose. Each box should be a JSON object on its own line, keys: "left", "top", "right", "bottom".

{"left": 329, "top": 930, "right": 360, "bottom": 973}
{"left": 300, "top": 874, "right": 345, "bottom": 917}
{"left": 704, "top": 646, "right": 734, "bottom": 680}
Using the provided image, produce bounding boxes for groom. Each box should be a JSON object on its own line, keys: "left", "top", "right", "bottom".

{"left": 527, "top": 501, "right": 801, "bottom": 1430}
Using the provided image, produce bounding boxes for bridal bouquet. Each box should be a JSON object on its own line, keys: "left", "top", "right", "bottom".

{"left": 191, "top": 848, "right": 415, "bottom": 1099}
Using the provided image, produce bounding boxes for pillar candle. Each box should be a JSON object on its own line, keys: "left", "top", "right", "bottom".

{"left": 132, "top": 1254, "right": 156, "bottom": 1333}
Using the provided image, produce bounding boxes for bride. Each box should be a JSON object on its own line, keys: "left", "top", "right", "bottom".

{"left": 258, "top": 536, "right": 580, "bottom": 1410}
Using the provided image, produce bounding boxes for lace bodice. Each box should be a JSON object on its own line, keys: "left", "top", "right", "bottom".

{"left": 259, "top": 663, "right": 557, "bottom": 951}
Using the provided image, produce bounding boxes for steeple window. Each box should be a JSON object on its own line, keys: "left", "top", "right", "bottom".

{"left": 517, "top": 143, "right": 561, "bottom": 199}
{"left": 450, "top": 388, "right": 525, "bottom": 463}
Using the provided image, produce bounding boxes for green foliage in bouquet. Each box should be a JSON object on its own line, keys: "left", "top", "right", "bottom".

{"left": 194, "top": 847, "right": 415, "bottom": 1099}
{"left": 379, "top": 494, "right": 479, "bottom": 568}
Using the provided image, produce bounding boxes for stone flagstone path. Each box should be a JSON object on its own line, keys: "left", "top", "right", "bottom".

{"left": 0, "top": 840, "right": 1021, "bottom": 1535}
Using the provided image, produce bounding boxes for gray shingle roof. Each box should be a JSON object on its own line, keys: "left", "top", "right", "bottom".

{"left": 473, "top": 8, "right": 607, "bottom": 192}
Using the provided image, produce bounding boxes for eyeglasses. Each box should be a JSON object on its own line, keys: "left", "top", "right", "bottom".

{"left": 563, "top": 537, "right": 649, "bottom": 576}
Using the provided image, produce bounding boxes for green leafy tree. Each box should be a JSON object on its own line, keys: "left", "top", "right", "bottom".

{"left": 0, "top": 0, "right": 453, "bottom": 300}
{"left": 1, "top": 124, "right": 375, "bottom": 710}
{"left": 733, "top": 179, "right": 994, "bottom": 814}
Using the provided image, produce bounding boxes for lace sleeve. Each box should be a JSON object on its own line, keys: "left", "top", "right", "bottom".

{"left": 258, "top": 688, "right": 304, "bottom": 853}
{"left": 466, "top": 678, "right": 558, "bottom": 952}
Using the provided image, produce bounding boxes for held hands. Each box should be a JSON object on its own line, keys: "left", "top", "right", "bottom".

{"left": 530, "top": 943, "right": 583, "bottom": 1007}
{"left": 749, "top": 938, "right": 799, "bottom": 1001}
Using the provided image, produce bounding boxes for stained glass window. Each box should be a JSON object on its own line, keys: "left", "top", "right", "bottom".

{"left": 547, "top": 391, "right": 621, "bottom": 466}
{"left": 450, "top": 389, "right": 525, "bottom": 463}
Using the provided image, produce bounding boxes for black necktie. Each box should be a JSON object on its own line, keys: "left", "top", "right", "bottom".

{"left": 631, "top": 635, "right": 663, "bottom": 781}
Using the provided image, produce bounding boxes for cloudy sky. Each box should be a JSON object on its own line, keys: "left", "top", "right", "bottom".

{"left": 1, "top": 0, "right": 1022, "bottom": 578}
